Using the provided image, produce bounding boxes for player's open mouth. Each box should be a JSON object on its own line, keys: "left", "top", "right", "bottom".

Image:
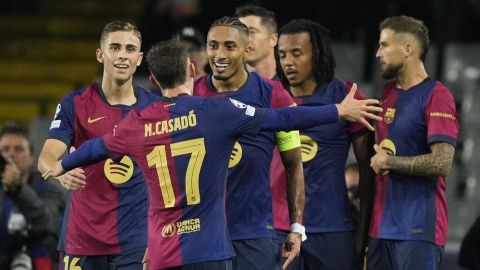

{"left": 114, "top": 64, "right": 129, "bottom": 69}
{"left": 214, "top": 62, "right": 229, "bottom": 72}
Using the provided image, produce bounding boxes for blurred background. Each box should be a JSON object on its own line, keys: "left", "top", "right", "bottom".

{"left": 1, "top": 0, "right": 479, "bottom": 268}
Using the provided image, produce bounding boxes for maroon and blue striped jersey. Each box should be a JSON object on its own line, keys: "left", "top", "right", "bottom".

{"left": 291, "top": 78, "right": 367, "bottom": 233}
{"left": 370, "top": 78, "right": 459, "bottom": 246}
{"left": 102, "top": 95, "right": 266, "bottom": 268}
{"left": 194, "top": 72, "right": 295, "bottom": 240}
{"left": 47, "top": 83, "right": 156, "bottom": 255}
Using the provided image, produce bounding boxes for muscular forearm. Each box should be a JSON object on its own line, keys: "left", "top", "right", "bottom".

{"left": 386, "top": 142, "right": 455, "bottom": 176}
{"left": 281, "top": 147, "right": 304, "bottom": 224}
{"left": 38, "top": 139, "right": 68, "bottom": 174}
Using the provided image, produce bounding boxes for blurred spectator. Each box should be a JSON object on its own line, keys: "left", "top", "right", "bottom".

{"left": 177, "top": 26, "right": 209, "bottom": 78}
{"left": 137, "top": 0, "right": 202, "bottom": 76}
{"left": 0, "top": 122, "right": 66, "bottom": 270}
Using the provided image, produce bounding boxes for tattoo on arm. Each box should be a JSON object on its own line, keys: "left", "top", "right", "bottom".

{"left": 280, "top": 147, "right": 304, "bottom": 224}
{"left": 387, "top": 142, "right": 455, "bottom": 176}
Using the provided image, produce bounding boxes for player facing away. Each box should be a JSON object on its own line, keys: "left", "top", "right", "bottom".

{"left": 277, "top": 19, "right": 376, "bottom": 270}
{"left": 42, "top": 39, "right": 382, "bottom": 270}
{"left": 37, "top": 21, "right": 156, "bottom": 269}
{"left": 235, "top": 9, "right": 303, "bottom": 269}
{"left": 194, "top": 16, "right": 303, "bottom": 270}
{"left": 368, "top": 16, "right": 459, "bottom": 270}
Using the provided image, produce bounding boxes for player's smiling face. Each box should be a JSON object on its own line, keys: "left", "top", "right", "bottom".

{"left": 376, "top": 28, "right": 405, "bottom": 79}
{"left": 239, "top": 15, "right": 275, "bottom": 65}
{"left": 207, "top": 26, "right": 250, "bottom": 82}
{"left": 278, "top": 32, "right": 315, "bottom": 88}
{"left": 97, "top": 31, "right": 143, "bottom": 83}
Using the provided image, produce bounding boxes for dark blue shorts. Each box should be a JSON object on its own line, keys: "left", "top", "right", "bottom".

{"left": 276, "top": 230, "right": 303, "bottom": 270}
{"left": 58, "top": 247, "right": 145, "bottom": 270}
{"left": 301, "top": 231, "right": 356, "bottom": 270}
{"left": 366, "top": 238, "right": 444, "bottom": 270}
{"left": 232, "top": 238, "right": 281, "bottom": 270}
{"left": 167, "top": 259, "right": 233, "bottom": 270}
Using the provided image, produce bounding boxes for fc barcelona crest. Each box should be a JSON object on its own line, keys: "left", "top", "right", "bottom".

{"left": 384, "top": 108, "right": 396, "bottom": 124}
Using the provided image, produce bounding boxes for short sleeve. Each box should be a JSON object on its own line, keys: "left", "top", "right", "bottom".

{"left": 47, "top": 93, "right": 76, "bottom": 146}
{"left": 425, "top": 83, "right": 459, "bottom": 146}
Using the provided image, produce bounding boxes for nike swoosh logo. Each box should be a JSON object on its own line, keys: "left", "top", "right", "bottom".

{"left": 87, "top": 116, "right": 106, "bottom": 124}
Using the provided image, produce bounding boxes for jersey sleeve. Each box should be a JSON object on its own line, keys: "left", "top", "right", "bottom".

{"left": 214, "top": 98, "right": 267, "bottom": 138}
{"left": 425, "top": 83, "right": 459, "bottom": 146}
{"left": 47, "top": 92, "right": 76, "bottom": 146}
{"left": 344, "top": 81, "right": 369, "bottom": 137}
{"left": 103, "top": 109, "right": 143, "bottom": 159}
{"left": 270, "top": 75, "right": 302, "bottom": 151}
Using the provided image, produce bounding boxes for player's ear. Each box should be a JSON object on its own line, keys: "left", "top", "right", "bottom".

{"left": 136, "top": 52, "right": 143, "bottom": 67}
{"left": 149, "top": 75, "right": 160, "bottom": 88}
{"left": 188, "top": 61, "right": 196, "bottom": 79}
{"left": 270, "top": 33, "right": 278, "bottom": 48}
{"left": 96, "top": 48, "right": 104, "bottom": 64}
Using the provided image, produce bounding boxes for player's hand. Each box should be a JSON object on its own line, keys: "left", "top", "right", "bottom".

{"left": 336, "top": 83, "right": 383, "bottom": 131}
{"left": 42, "top": 160, "right": 69, "bottom": 184}
{"left": 370, "top": 144, "right": 390, "bottom": 175}
{"left": 282, "top": 232, "right": 301, "bottom": 270}
{"left": 56, "top": 168, "right": 86, "bottom": 191}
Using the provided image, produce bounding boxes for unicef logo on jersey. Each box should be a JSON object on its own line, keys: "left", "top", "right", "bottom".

{"left": 104, "top": 156, "right": 134, "bottom": 184}
{"left": 300, "top": 135, "right": 318, "bottom": 162}
{"left": 228, "top": 141, "right": 243, "bottom": 168}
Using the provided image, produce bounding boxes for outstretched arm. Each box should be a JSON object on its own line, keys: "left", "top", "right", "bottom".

{"left": 261, "top": 84, "right": 382, "bottom": 132}
{"left": 42, "top": 138, "right": 110, "bottom": 180}
{"left": 38, "top": 138, "right": 86, "bottom": 191}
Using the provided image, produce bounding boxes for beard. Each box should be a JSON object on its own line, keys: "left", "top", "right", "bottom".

{"left": 380, "top": 62, "right": 402, "bottom": 80}
{"left": 212, "top": 74, "right": 230, "bottom": 81}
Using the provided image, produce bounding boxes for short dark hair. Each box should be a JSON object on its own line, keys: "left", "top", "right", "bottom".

{"left": 235, "top": 5, "right": 277, "bottom": 33}
{"left": 379, "top": 15, "right": 430, "bottom": 62}
{"left": 277, "top": 19, "right": 335, "bottom": 89}
{"left": 146, "top": 39, "right": 189, "bottom": 89}
{"left": 0, "top": 121, "right": 33, "bottom": 154}
{"left": 209, "top": 16, "right": 249, "bottom": 40}
{"left": 100, "top": 21, "right": 142, "bottom": 46}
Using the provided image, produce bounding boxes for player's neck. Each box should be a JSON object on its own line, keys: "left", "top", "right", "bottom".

{"left": 290, "top": 78, "right": 317, "bottom": 97}
{"left": 162, "top": 79, "right": 194, "bottom": 97}
{"left": 212, "top": 69, "right": 249, "bottom": 92}
{"left": 102, "top": 78, "right": 136, "bottom": 105}
{"left": 396, "top": 60, "right": 428, "bottom": 90}
{"left": 246, "top": 54, "right": 277, "bottom": 79}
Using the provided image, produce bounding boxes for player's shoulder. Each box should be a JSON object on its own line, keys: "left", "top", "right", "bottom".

{"left": 135, "top": 85, "right": 160, "bottom": 107}
{"left": 255, "top": 72, "right": 283, "bottom": 91}
{"left": 62, "top": 83, "right": 95, "bottom": 100}
{"left": 431, "top": 80, "right": 453, "bottom": 95}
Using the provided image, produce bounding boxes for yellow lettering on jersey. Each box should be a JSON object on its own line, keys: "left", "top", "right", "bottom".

{"left": 145, "top": 111, "right": 198, "bottom": 137}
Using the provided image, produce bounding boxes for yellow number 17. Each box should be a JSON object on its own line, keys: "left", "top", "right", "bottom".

{"left": 146, "top": 138, "right": 206, "bottom": 208}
